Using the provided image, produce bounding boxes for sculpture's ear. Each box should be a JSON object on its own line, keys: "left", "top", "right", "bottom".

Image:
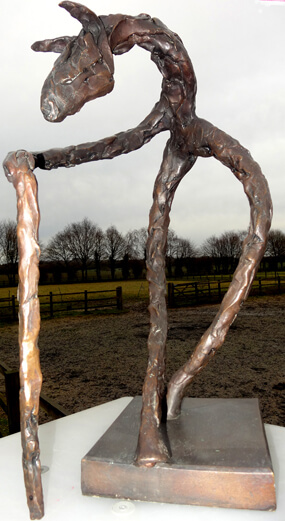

{"left": 59, "top": 1, "right": 101, "bottom": 39}
{"left": 31, "top": 36, "right": 74, "bottom": 53}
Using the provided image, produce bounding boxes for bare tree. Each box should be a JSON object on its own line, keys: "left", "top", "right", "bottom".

{"left": 66, "top": 218, "right": 98, "bottom": 281}
{"left": 122, "top": 228, "right": 150, "bottom": 279}
{"left": 219, "top": 231, "right": 245, "bottom": 272}
{"left": 45, "top": 218, "right": 97, "bottom": 281}
{"left": 175, "top": 237, "right": 198, "bottom": 258}
{"left": 203, "top": 235, "right": 222, "bottom": 257}
{"left": 202, "top": 231, "right": 245, "bottom": 274}
{"left": 266, "top": 229, "right": 285, "bottom": 274}
{"left": 166, "top": 228, "right": 178, "bottom": 277}
{"left": 135, "top": 227, "right": 149, "bottom": 260}
{"left": 175, "top": 237, "right": 198, "bottom": 277}
{"left": 0, "top": 220, "right": 18, "bottom": 284}
{"left": 44, "top": 229, "right": 74, "bottom": 278}
{"left": 105, "top": 225, "right": 126, "bottom": 280}
{"left": 123, "top": 230, "right": 139, "bottom": 258}
{"left": 121, "top": 230, "right": 135, "bottom": 280}
{"left": 220, "top": 231, "right": 244, "bottom": 257}
{"left": 94, "top": 226, "right": 106, "bottom": 281}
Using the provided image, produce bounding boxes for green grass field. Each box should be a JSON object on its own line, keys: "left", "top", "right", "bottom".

{"left": 0, "top": 271, "right": 283, "bottom": 304}
{"left": 0, "top": 280, "right": 149, "bottom": 303}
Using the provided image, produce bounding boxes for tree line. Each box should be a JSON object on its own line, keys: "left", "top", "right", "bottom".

{"left": 0, "top": 218, "right": 285, "bottom": 284}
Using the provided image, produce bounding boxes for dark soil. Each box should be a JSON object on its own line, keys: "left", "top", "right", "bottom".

{"left": 0, "top": 295, "right": 284, "bottom": 431}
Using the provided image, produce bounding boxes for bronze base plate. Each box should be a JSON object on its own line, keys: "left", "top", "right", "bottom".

{"left": 81, "top": 397, "right": 276, "bottom": 510}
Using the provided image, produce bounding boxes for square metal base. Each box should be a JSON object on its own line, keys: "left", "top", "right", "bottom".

{"left": 81, "top": 397, "right": 276, "bottom": 510}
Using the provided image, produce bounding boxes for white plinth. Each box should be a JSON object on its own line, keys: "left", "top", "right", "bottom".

{"left": 0, "top": 397, "right": 284, "bottom": 521}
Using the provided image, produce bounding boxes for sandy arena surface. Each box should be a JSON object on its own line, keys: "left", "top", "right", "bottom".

{"left": 0, "top": 295, "right": 284, "bottom": 429}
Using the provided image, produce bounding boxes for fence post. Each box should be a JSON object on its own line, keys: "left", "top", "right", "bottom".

{"left": 168, "top": 283, "right": 175, "bottom": 307}
{"left": 11, "top": 295, "right": 17, "bottom": 320}
{"left": 194, "top": 282, "right": 199, "bottom": 303}
{"left": 49, "top": 291, "right": 53, "bottom": 318}
{"left": 84, "top": 290, "right": 88, "bottom": 314}
{"left": 278, "top": 276, "right": 281, "bottom": 294}
{"left": 208, "top": 281, "right": 211, "bottom": 299}
{"left": 259, "top": 278, "right": 262, "bottom": 296}
{"left": 116, "top": 286, "right": 123, "bottom": 310}
{"left": 5, "top": 370, "right": 20, "bottom": 434}
{"left": 218, "top": 281, "right": 221, "bottom": 300}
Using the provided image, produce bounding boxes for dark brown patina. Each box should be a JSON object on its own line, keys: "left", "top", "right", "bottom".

{"left": 3, "top": 2, "right": 273, "bottom": 518}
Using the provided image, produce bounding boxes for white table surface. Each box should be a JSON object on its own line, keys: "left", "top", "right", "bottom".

{"left": 0, "top": 397, "right": 284, "bottom": 521}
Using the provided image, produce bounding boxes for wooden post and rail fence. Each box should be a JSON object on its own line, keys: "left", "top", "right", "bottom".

{"left": 0, "top": 361, "right": 68, "bottom": 436}
{"left": 0, "top": 276, "right": 284, "bottom": 435}
{"left": 0, "top": 287, "right": 123, "bottom": 435}
{"left": 0, "top": 277, "right": 284, "bottom": 319}
{"left": 168, "top": 275, "right": 285, "bottom": 308}
{"left": 0, "top": 286, "right": 123, "bottom": 321}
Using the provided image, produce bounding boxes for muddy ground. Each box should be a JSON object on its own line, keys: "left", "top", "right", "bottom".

{"left": 0, "top": 295, "right": 284, "bottom": 429}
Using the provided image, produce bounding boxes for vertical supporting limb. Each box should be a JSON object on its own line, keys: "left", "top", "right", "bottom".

{"left": 136, "top": 140, "right": 196, "bottom": 466}
{"left": 3, "top": 150, "right": 44, "bottom": 520}
{"left": 167, "top": 120, "right": 272, "bottom": 420}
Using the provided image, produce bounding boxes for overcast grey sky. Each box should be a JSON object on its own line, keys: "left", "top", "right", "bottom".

{"left": 1, "top": 0, "right": 284, "bottom": 246}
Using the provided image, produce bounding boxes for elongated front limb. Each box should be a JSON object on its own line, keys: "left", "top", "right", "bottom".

{"left": 3, "top": 151, "right": 44, "bottom": 520}
{"left": 167, "top": 119, "right": 272, "bottom": 419}
{"left": 33, "top": 98, "right": 171, "bottom": 170}
{"left": 136, "top": 139, "right": 196, "bottom": 466}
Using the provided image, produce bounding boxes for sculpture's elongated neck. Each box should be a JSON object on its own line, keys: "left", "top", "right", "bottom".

{"left": 101, "top": 14, "right": 197, "bottom": 128}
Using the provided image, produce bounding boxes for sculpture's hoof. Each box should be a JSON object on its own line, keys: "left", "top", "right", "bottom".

{"left": 135, "top": 417, "right": 170, "bottom": 467}
{"left": 135, "top": 445, "right": 170, "bottom": 468}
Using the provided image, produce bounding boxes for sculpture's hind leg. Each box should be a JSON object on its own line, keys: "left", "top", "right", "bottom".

{"left": 167, "top": 119, "right": 272, "bottom": 420}
{"left": 166, "top": 246, "right": 260, "bottom": 420}
{"left": 166, "top": 230, "right": 268, "bottom": 420}
{"left": 135, "top": 140, "right": 196, "bottom": 466}
{"left": 167, "top": 297, "right": 241, "bottom": 420}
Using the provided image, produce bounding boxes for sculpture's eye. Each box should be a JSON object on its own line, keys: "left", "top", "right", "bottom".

{"left": 61, "top": 77, "right": 73, "bottom": 85}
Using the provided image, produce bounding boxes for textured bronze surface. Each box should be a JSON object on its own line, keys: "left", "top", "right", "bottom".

{"left": 4, "top": 2, "right": 273, "bottom": 516}
{"left": 3, "top": 151, "right": 44, "bottom": 519}
{"left": 29, "top": 2, "right": 273, "bottom": 466}
{"left": 82, "top": 397, "right": 276, "bottom": 510}
{"left": 32, "top": 2, "right": 114, "bottom": 123}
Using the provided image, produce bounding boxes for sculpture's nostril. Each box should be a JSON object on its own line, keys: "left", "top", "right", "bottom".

{"left": 41, "top": 98, "right": 60, "bottom": 122}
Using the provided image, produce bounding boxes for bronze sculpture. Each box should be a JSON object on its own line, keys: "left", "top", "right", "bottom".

{"left": 3, "top": 2, "right": 273, "bottom": 519}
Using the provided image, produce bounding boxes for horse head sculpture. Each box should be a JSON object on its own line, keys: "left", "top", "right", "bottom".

{"left": 32, "top": 1, "right": 114, "bottom": 122}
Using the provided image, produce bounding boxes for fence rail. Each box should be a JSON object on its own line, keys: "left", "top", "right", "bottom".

{"left": 0, "top": 295, "right": 17, "bottom": 320}
{"left": 168, "top": 276, "right": 285, "bottom": 308}
{"left": 0, "top": 361, "right": 69, "bottom": 436}
{"left": 0, "top": 361, "right": 20, "bottom": 435}
{"left": 0, "top": 287, "right": 123, "bottom": 321}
